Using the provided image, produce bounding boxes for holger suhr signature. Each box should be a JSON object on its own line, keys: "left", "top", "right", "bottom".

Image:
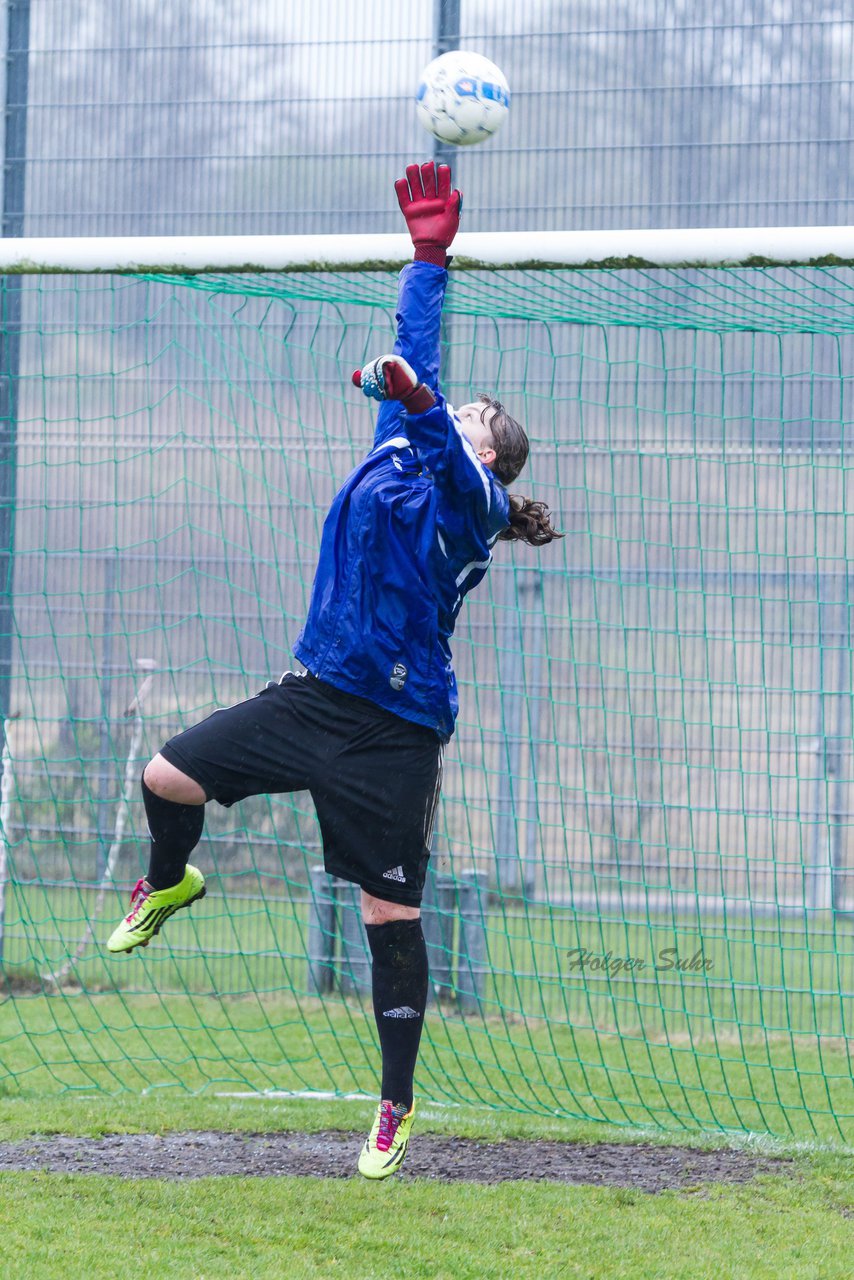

{"left": 565, "top": 947, "right": 713, "bottom": 975}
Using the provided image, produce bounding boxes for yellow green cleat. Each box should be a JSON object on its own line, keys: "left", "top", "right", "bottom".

{"left": 358, "top": 1099, "right": 415, "bottom": 1179}
{"left": 107, "top": 866, "right": 206, "bottom": 954}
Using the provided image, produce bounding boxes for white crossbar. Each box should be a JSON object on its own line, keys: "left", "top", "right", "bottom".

{"left": 0, "top": 226, "right": 853, "bottom": 273}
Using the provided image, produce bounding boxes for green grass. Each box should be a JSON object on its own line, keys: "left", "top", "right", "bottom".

{"left": 9, "top": 879, "right": 854, "bottom": 1036}
{"left": 0, "top": 1085, "right": 849, "bottom": 1278}
{"left": 0, "top": 991, "right": 852, "bottom": 1147}
{"left": 0, "top": 880, "right": 852, "bottom": 1147}
{"left": 0, "top": 1157, "right": 851, "bottom": 1280}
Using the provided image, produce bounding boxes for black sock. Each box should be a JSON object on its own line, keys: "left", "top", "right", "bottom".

{"left": 142, "top": 777, "right": 205, "bottom": 890}
{"left": 366, "top": 917, "right": 429, "bottom": 1110}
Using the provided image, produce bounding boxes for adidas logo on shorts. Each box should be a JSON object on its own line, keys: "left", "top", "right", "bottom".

{"left": 382, "top": 865, "right": 406, "bottom": 883}
{"left": 382, "top": 1006, "right": 420, "bottom": 1019}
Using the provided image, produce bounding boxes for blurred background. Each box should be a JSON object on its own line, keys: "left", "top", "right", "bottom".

{"left": 0, "top": 3, "right": 851, "bottom": 1136}
{"left": 1, "top": 1, "right": 853, "bottom": 1005}
{"left": 10, "top": 0, "right": 854, "bottom": 237}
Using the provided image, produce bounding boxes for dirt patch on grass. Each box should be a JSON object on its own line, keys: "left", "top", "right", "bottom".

{"left": 0, "top": 1131, "right": 793, "bottom": 1191}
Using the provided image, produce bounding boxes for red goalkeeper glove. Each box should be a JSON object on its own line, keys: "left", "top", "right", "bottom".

{"left": 352, "top": 354, "right": 436, "bottom": 415}
{"left": 394, "top": 161, "right": 462, "bottom": 267}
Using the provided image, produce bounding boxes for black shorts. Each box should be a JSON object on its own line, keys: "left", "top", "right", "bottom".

{"left": 159, "top": 672, "right": 443, "bottom": 907}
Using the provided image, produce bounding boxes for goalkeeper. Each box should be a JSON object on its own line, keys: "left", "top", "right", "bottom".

{"left": 107, "top": 162, "right": 562, "bottom": 1179}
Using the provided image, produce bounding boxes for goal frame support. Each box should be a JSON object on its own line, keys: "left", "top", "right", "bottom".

{"left": 0, "top": 226, "right": 854, "bottom": 274}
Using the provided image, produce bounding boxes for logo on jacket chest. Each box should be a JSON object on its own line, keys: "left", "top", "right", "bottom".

{"left": 390, "top": 662, "right": 408, "bottom": 691}
{"left": 391, "top": 450, "right": 423, "bottom": 476}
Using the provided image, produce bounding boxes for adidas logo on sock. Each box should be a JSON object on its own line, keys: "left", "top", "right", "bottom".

{"left": 382, "top": 865, "right": 406, "bottom": 883}
{"left": 382, "top": 1006, "right": 420, "bottom": 1019}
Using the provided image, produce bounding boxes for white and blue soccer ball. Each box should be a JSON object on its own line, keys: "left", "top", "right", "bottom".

{"left": 416, "top": 50, "right": 510, "bottom": 147}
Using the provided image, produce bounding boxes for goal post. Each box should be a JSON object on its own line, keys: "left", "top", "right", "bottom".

{"left": 0, "top": 232, "right": 852, "bottom": 1145}
{"left": 0, "top": 224, "right": 853, "bottom": 273}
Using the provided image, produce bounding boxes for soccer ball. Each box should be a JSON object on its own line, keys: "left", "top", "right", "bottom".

{"left": 416, "top": 50, "right": 510, "bottom": 147}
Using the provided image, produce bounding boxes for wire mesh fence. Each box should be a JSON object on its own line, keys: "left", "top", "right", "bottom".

{"left": 0, "top": 7, "right": 852, "bottom": 1139}
{"left": 3, "top": 1, "right": 854, "bottom": 237}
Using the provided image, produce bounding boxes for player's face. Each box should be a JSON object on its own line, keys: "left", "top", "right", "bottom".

{"left": 456, "top": 401, "right": 498, "bottom": 469}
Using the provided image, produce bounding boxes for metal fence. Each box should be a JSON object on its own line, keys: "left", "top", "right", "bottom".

{"left": 0, "top": 270, "right": 849, "bottom": 924}
{"left": 1, "top": 3, "right": 853, "bottom": 924}
{"left": 2, "top": 0, "right": 854, "bottom": 238}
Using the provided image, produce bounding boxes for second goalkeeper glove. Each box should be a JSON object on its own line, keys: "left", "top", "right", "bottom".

{"left": 352, "top": 354, "right": 437, "bottom": 415}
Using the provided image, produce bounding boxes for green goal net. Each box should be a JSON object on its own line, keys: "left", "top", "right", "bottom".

{"left": 0, "top": 241, "right": 852, "bottom": 1145}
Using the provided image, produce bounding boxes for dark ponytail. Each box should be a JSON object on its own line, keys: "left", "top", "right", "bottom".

{"left": 498, "top": 494, "right": 564, "bottom": 546}
{"left": 475, "top": 394, "right": 564, "bottom": 548}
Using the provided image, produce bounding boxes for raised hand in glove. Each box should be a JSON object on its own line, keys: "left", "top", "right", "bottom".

{"left": 352, "top": 353, "right": 437, "bottom": 415}
{"left": 394, "top": 161, "right": 462, "bottom": 267}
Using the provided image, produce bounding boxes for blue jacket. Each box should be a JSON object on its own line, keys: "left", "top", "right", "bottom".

{"left": 294, "top": 261, "right": 510, "bottom": 740}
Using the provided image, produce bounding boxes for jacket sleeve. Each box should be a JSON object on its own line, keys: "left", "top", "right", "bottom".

{"left": 373, "top": 261, "right": 448, "bottom": 449}
{"left": 406, "top": 391, "right": 510, "bottom": 544}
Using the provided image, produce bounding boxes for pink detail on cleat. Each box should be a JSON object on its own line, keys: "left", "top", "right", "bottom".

{"left": 124, "top": 878, "right": 151, "bottom": 922}
{"left": 375, "top": 1101, "right": 409, "bottom": 1153}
